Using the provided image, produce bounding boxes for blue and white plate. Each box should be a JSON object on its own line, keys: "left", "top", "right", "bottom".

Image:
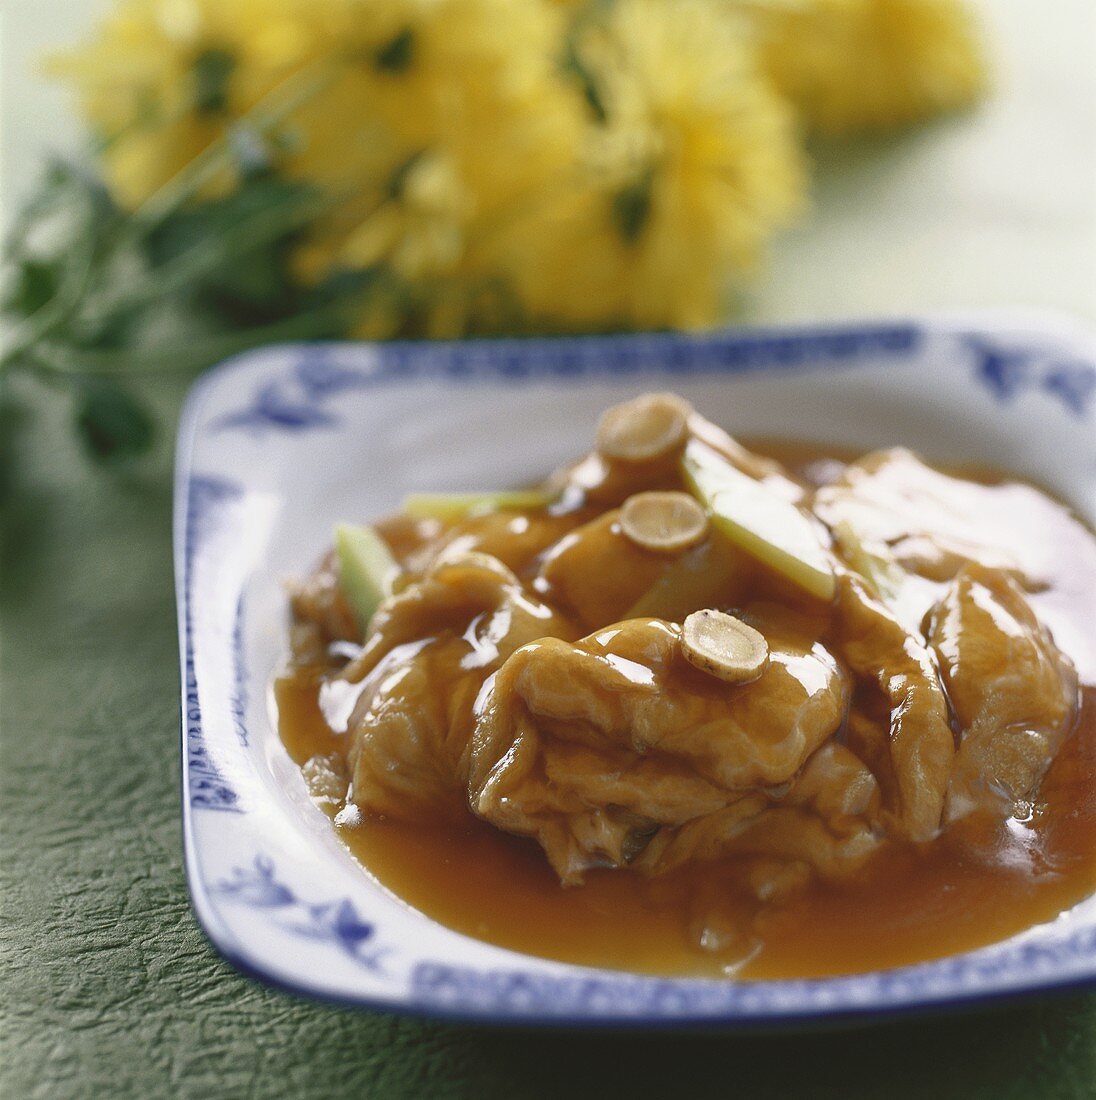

{"left": 175, "top": 312, "right": 1096, "bottom": 1026}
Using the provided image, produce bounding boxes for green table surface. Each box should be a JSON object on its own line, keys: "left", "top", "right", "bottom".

{"left": 4, "top": 2, "right": 1096, "bottom": 1095}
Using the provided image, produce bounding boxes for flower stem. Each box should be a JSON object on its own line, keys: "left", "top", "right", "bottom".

{"left": 26, "top": 306, "right": 349, "bottom": 379}
{"left": 1, "top": 59, "right": 340, "bottom": 378}
{"left": 126, "top": 60, "right": 338, "bottom": 236}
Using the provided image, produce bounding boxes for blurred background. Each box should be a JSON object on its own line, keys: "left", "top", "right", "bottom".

{"left": 2, "top": 0, "right": 1094, "bottom": 468}
{"left": 6, "top": 2, "right": 1096, "bottom": 312}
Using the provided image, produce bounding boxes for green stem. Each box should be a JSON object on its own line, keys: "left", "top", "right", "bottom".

{"left": 85, "top": 192, "right": 333, "bottom": 326}
{"left": 126, "top": 60, "right": 338, "bottom": 237}
{"left": 26, "top": 306, "right": 348, "bottom": 378}
{"left": 0, "top": 233, "right": 99, "bottom": 374}
{"left": 1, "top": 58, "right": 340, "bottom": 377}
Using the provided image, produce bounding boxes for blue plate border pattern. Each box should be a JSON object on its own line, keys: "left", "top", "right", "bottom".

{"left": 210, "top": 324, "right": 923, "bottom": 436}
{"left": 184, "top": 475, "right": 246, "bottom": 812}
{"left": 409, "top": 923, "right": 1096, "bottom": 1019}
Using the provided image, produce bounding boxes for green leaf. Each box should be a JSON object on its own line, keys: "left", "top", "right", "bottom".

{"left": 74, "top": 379, "right": 155, "bottom": 464}
{"left": 0, "top": 384, "right": 30, "bottom": 504}
{"left": 375, "top": 29, "right": 414, "bottom": 72}
{"left": 144, "top": 173, "right": 324, "bottom": 321}
{"left": 1, "top": 157, "right": 360, "bottom": 470}
{"left": 612, "top": 171, "right": 653, "bottom": 244}
{"left": 2, "top": 161, "right": 118, "bottom": 309}
{"left": 4, "top": 259, "right": 58, "bottom": 317}
{"left": 191, "top": 48, "right": 236, "bottom": 116}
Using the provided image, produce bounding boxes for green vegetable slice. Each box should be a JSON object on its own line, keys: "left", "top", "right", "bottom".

{"left": 624, "top": 540, "right": 743, "bottom": 621}
{"left": 334, "top": 523, "right": 398, "bottom": 632}
{"left": 681, "top": 440, "right": 835, "bottom": 601}
{"left": 830, "top": 519, "right": 905, "bottom": 604}
{"left": 402, "top": 489, "right": 554, "bottom": 521}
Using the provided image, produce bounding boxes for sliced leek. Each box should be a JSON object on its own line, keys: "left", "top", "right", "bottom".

{"left": 402, "top": 489, "right": 554, "bottom": 521}
{"left": 623, "top": 542, "right": 742, "bottom": 621}
{"left": 830, "top": 519, "right": 905, "bottom": 604}
{"left": 619, "top": 491, "right": 708, "bottom": 554}
{"left": 334, "top": 523, "right": 398, "bottom": 632}
{"left": 681, "top": 440, "right": 835, "bottom": 601}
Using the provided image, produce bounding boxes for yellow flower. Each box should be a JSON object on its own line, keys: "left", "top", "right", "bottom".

{"left": 49, "top": 0, "right": 319, "bottom": 207}
{"left": 735, "top": 0, "right": 988, "bottom": 133}
{"left": 498, "top": 0, "right": 806, "bottom": 331}
{"left": 295, "top": 0, "right": 586, "bottom": 337}
{"left": 54, "top": 0, "right": 583, "bottom": 340}
{"left": 340, "top": 154, "right": 467, "bottom": 280}
{"left": 48, "top": 0, "right": 992, "bottom": 339}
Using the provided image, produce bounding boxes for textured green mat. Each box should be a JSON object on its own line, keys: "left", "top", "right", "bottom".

{"left": 2, "top": 379, "right": 1094, "bottom": 1099}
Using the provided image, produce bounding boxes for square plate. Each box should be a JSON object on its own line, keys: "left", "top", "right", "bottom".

{"left": 176, "top": 312, "right": 1096, "bottom": 1026}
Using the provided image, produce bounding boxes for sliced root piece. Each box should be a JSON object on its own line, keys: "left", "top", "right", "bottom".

{"left": 620, "top": 491, "right": 709, "bottom": 554}
{"left": 681, "top": 609, "right": 769, "bottom": 684}
{"left": 596, "top": 392, "right": 692, "bottom": 463}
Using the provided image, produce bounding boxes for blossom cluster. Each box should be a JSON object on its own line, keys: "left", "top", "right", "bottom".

{"left": 53, "top": 0, "right": 987, "bottom": 336}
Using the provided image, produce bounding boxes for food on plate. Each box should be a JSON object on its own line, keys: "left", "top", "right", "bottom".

{"left": 279, "top": 393, "right": 1096, "bottom": 978}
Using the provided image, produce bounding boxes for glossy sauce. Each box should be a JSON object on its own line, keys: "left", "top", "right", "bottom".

{"left": 276, "top": 441, "right": 1096, "bottom": 979}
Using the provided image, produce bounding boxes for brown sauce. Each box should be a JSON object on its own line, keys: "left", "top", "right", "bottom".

{"left": 276, "top": 439, "right": 1096, "bottom": 979}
